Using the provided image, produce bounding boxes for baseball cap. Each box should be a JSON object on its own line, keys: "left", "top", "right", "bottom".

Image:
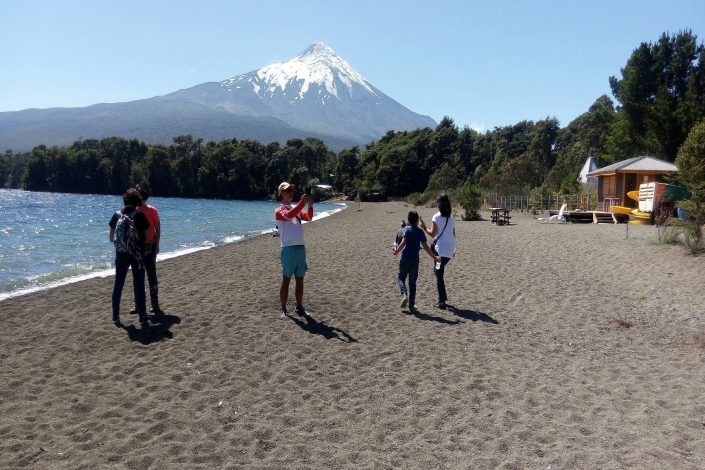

{"left": 278, "top": 181, "right": 296, "bottom": 193}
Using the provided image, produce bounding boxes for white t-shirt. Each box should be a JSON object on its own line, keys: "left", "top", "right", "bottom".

{"left": 431, "top": 212, "right": 456, "bottom": 258}
{"left": 275, "top": 203, "right": 310, "bottom": 247}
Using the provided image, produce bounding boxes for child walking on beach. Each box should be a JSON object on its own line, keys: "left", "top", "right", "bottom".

{"left": 393, "top": 211, "right": 440, "bottom": 312}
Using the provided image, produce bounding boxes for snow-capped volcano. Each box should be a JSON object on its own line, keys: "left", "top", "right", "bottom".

{"left": 222, "top": 42, "right": 378, "bottom": 101}
{"left": 0, "top": 43, "right": 435, "bottom": 151}
{"left": 167, "top": 42, "right": 436, "bottom": 142}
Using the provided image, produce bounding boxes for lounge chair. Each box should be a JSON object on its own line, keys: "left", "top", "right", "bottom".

{"left": 539, "top": 203, "right": 567, "bottom": 223}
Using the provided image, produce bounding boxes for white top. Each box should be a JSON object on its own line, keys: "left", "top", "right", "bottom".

{"left": 431, "top": 212, "right": 456, "bottom": 258}
{"left": 275, "top": 203, "right": 307, "bottom": 247}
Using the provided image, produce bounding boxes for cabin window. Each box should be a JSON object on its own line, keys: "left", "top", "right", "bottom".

{"left": 603, "top": 175, "right": 617, "bottom": 197}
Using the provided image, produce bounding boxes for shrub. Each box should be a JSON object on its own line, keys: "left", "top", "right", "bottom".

{"left": 669, "top": 203, "right": 705, "bottom": 254}
{"left": 457, "top": 180, "right": 483, "bottom": 220}
{"left": 406, "top": 192, "right": 428, "bottom": 206}
{"left": 674, "top": 120, "right": 705, "bottom": 254}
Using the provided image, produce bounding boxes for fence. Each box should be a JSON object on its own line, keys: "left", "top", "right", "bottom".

{"left": 484, "top": 193, "right": 598, "bottom": 213}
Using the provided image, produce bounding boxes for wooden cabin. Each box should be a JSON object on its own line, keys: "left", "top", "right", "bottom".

{"left": 586, "top": 156, "right": 678, "bottom": 210}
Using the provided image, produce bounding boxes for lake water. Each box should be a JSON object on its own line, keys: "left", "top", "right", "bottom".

{"left": 0, "top": 189, "right": 344, "bottom": 300}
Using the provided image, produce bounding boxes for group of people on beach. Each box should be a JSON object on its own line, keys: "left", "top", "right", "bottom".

{"left": 108, "top": 186, "right": 162, "bottom": 327}
{"left": 108, "top": 180, "right": 456, "bottom": 328}
{"left": 392, "top": 194, "right": 457, "bottom": 312}
{"left": 273, "top": 182, "right": 457, "bottom": 316}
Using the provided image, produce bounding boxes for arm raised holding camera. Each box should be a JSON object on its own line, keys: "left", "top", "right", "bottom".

{"left": 298, "top": 194, "right": 314, "bottom": 221}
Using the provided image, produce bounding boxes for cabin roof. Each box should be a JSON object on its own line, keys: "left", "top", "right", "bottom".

{"left": 587, "top": 156, "right": 678, "bottom": 176}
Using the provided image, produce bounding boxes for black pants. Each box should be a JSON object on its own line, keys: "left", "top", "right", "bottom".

{"left": 143, "top": 244, "right": 159, "bottom": 309}
{"left": 434, "top": 257, "right": 451, "bottom": 303}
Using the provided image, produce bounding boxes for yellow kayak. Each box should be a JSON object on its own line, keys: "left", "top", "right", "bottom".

{"left": 631, "top": 209, "right": 651, "bottom": 218}
{"left": 629, "top": 208, "right": 651, "bottom": 224}
{"left": 610, "top": 205, "right": 632, "bottom": 215}
{"left": 627, "top": 190, "right": 640, "bottom": 202}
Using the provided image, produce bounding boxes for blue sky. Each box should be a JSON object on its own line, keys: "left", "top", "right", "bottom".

{"left": 1, "top": 0, "right": 704, "bottom": 131}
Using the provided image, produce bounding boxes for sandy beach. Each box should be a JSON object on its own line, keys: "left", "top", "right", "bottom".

{"left": 1, "top": 201, "right": 705, "bottom": 469}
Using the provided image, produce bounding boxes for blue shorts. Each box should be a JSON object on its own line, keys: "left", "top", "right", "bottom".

{"left": 280, "top": 245, "right": 307, "bottom": 278}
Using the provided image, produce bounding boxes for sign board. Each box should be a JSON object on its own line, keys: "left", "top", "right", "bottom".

{"left": 638, "top": 182, "right": 665, "bottom": 212}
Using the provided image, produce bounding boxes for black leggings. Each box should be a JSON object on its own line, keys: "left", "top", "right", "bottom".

{"left": 434, "top": 257, "right": 451, "bottom": 303}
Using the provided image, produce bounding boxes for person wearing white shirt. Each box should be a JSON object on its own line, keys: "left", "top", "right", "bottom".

{"left": 275, "top": 181, "right": 313, "bottom": 317}
{"left": 419, "top": 194, "right": 456, "bottom": 309}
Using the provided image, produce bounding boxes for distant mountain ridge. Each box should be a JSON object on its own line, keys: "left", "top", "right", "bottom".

{"left": 0, "top": 43, "right": 436, "bottom": 152}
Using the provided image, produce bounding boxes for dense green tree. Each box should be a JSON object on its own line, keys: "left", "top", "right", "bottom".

{"left": 675, "top": 120, "right": 705, "bottom": 198}
{"left": 171, "top": 135, "right": 203, "bottom": 196}
{"left": 674, "top": 120, "right": 705, "bottom": 249}
{"left": 333, "top": 146, "right": 360, "bottom": 195}
{"left": 426, "top": 162, "right": 464, "bottom": 192}
{"left": 608, "top": 30, "right": 705, "bottom": 161}
{"left": 1, "top": 151, "right": 28, "bottom": 188}
{"left": 376, "top": 145, "right": 424, "bottom": 197}
{"left": 457, "top": 180, "right": 483, "bottom": 220}
{"left": 456, "top": 127, "right": 479, "bottom": 174}
{"left": 145, "top": 146, "right": 176, "bottom": 196}
{"left": 22, "top": 146, "right": 50, "bottom": 191}
{"left": 427, "top": 116, "right": 459, "bottom": 171}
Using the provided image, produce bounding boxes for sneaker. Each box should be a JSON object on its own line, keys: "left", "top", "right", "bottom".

{"left": 112, "top": 315, "right": 121, "bottom": 325}
{"left": 279, "top": 306, "right": 288, "bottom": 317}
{"left": 129, "top": 307, "right": 137, "bottom": 315}
{"left": 434, "top": 302, "right": 447, "bottom": 310}
{"left": 409, "top": 305, "right": 418, "bottom": 313}
{"left": 400, "top": 295, "right": 408, "bottom": 309}
{"left": 139, "top": 316, "right": 149, "bottom": 328}
{"left": 295, "top": 305, "right": 307, "bottom": 317}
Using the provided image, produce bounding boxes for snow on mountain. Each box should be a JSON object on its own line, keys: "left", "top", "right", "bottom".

{"left": 221, "top": 42, "right": 378, "bottom": 101}
{"left": 176, "top": 42, "right": 436, "bottom": 142}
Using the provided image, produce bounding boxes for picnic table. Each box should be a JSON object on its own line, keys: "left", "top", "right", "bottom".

{"left": 490, "top": 207, "right": 511, "bottom": 225}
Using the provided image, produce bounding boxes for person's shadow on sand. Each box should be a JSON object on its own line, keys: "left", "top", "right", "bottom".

{"left": 445, "top": 304, "right": 499, "bottom": 324}
{"left": 289, "top": 311, "right": 357, "bottom": 343}
{"left": 116, "top": 312, "right": 182, "bottom": 345}
{"left": 406, "top": 308, "right": 462, "bottom": 325}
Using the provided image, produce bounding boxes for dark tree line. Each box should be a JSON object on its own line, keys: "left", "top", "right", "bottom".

{"left": 0, "top": 136, "right": 334, "bottom": 200}
{"left": 2, "top": 31, "right": 704, "bottom": 201}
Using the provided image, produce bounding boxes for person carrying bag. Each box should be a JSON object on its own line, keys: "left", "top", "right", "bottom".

{"left": 420, "top": 194, "right": 457, "bottom": 309}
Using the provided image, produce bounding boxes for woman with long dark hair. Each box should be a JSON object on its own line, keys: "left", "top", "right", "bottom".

{"left": 420, "top": 194, "right": 457, "bottom": 309}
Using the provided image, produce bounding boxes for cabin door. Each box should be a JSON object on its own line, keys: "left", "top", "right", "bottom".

{"left": 624, "top": 173, "right": 638, "bottom": 207}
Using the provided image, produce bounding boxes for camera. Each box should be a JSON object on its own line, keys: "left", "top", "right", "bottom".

{"left": 304, "top": 185, "right": 312, "bottom": 196}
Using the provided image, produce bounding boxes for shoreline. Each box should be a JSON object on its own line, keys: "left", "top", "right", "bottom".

{"left": 0, "top": 202, "right": 346, "bottom": 302}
